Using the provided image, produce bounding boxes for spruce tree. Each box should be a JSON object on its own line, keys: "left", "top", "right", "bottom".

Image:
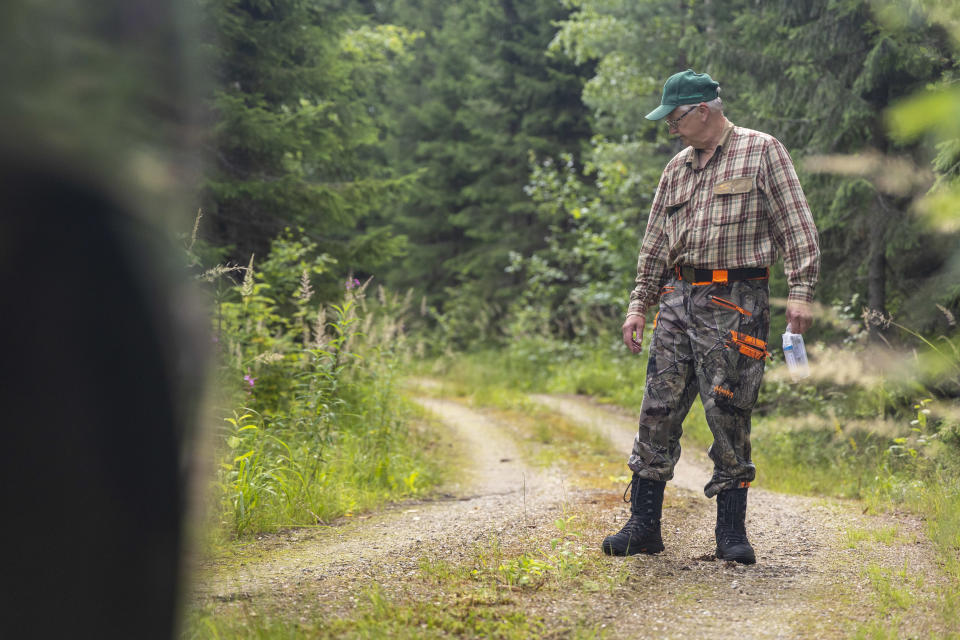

{"left": 199, "top": 0, "right": 413, "bottom": 295}
{"left": 379, "top": 0, "right": 593, "bottom": 340}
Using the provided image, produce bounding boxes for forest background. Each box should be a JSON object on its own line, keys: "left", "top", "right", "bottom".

{"left": 188, "top": 0, "right": 960, "bottom": 531}
{"left": 2, "top": 0, "right": 960, "bottom": 636}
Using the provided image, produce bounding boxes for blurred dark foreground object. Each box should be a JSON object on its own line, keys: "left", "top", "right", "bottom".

{"left": 0, "top": 156, "right": 207, "bottom": 638}
{"left": 0, "top": 0, "right": 205, "bottom": 636}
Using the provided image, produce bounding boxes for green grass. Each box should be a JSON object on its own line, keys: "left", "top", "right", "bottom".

{"left": 420, "top": 340, "right": 713, "bottom": 452}
{"left": 207, "top": 393, "right": 448, "bottom": 543}
{"left": 866, "top": 564, "right": 915, "bottom": 614}
{"left": 851, "top": 620, "right": 903, "bottom": 640}
{"left": 184, "top": 585, "right": 554, "bottom": 639}
{"left": 420, "top": 337, "right": 650, "bottom": 409}
{"left": 186, "top": 528, "right": 608, "bottom": 640}
{"left": 844, "top": 526, "right": 899, "bottom": 548}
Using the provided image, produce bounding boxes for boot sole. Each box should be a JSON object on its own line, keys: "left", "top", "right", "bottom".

{"left": 601, "top": 541, "right": 665, "bottom": 556}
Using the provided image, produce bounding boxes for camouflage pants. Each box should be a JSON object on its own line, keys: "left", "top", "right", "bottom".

{"left": 628, "top": 275, "right": 770, "bottom": 498}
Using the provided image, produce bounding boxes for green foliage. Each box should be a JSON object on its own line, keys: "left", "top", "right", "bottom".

{"left": 504, "top": 152, "right": 643, "bottom": 340}
{"left": 866, "top": 564, "right": 916, "bottom": 615}
{"left": 377, "top": 0, "right": 593, "bottom": 331}
{"left": 490, "top": 516, "right": 587, "bottom": 589}
{"left": 886, "top": 72, "right": 960, "bottom": 315}
{"left": 201, "top": 233, "right": 440, "bottom": 538}
{"left": 199, "top": 0, "right": 414, "bottom": 275}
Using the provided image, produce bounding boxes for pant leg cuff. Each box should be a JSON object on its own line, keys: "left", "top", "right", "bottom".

{"left": 704, "top": 477, "right": 753, "bottom": 498}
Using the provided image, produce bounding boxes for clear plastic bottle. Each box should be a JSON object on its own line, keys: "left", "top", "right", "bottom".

{"left": 782, "top": 324, "right": 810, "bottom": 380}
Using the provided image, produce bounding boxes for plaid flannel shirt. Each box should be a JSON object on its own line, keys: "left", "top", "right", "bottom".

{"left": 627, "top": 120, "right": 821, "bottom": 318}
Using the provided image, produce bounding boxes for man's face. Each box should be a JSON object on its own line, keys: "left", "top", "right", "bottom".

{"left": 665, "top": 104, "right": 701, "bottom": 146}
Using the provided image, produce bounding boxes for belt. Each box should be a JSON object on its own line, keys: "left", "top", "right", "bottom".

{"left": 675, "top": 265, "right": 768, "bottom": 285}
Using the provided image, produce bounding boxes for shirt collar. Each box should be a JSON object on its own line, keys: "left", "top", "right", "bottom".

{"left": 685, "top": 118, "right": 735, "bottom": 170}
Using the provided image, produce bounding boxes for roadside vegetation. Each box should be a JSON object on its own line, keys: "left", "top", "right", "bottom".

{"left": 191, "top": 233, "right": 446, "bottom": 546}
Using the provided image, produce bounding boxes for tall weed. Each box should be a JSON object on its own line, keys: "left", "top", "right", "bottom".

{"left": 197, "top": 231, "right": 442, "bottom": 539}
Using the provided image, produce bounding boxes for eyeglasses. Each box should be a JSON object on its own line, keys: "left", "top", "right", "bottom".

{"left": 665, "top": 106, "right": 697, "bottom": 129}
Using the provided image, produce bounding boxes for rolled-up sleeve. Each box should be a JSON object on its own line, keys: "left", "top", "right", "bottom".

{"left": 760, "top": 138, "right": 821, "bottom": 304}
{"left": 627, "top": 173, "right": 671, "bottom": 318}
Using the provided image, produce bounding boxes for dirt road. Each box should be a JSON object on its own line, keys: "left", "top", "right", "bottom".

{"left": 529, "top": 395, "right": 950, "bottom": 638}
{"left": 189, "top": 390, "right": 953, "bottom": 638}
{"left": 191, "top": 398, "right": 571, "bottom": 611}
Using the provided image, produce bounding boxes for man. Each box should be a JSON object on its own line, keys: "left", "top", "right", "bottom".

{"left": 601, "top": 70, "right": 820, "bottom": 564}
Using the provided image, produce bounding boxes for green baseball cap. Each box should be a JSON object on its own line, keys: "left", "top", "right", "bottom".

{"left": 645, "top": 69, "right": 720, "bottom": 121}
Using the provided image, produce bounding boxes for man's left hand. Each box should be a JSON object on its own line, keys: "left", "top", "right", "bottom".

{"left": 785, "top": 301, "right": 813, "bottom": 334}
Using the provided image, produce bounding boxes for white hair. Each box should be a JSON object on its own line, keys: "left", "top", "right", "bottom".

{"left": 706, "top": 91, "right": 723, "bottom": 113}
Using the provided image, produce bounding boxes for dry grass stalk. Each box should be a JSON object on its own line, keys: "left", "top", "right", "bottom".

{"left": 188, "top": 208, "right": 202, "bottom": 252}
{"left": 199, "top": 263, "right": 244, "bottom": 283}
{"left": 254, "top": 351, "right": 285, "bottom": 364}
{"left": 312, "top": 308, "right": 328, "bottom": 350}
{"left": 936, "top": 303, "right": 956, "bottom": 327}
{"left": 361, "top": 312, "right": 376, "bottom": 343}
{"left": 298, "top": 269, "right": 314, "bottom": 304}
{"left": 358, "top": 276, "right": 374, "bottom": 294}
{"left": 240, "top": 254, "right": 255, "bottom": 297}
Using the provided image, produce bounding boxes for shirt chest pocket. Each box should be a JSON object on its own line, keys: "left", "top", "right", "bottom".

{"left": 710, "top": 176, "right": 756, "bottom": 225}
{"left": 665, "top": 181, "right": 696, "bottom": 243}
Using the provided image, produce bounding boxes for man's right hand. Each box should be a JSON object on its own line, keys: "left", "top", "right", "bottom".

{"left": 622, "top": 314, "right": 646, "bottom": 354}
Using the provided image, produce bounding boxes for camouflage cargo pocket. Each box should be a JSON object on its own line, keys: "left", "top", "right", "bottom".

{"left": 701, "top": 283, "right": 769, "bottom": 411}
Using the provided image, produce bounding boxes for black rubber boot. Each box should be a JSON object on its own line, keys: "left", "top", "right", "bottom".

{"left": 715, "top": 487, "right": 756, "bottom": 564}
{"left": 601, "top": 474, "right": 665, "bottom": 556}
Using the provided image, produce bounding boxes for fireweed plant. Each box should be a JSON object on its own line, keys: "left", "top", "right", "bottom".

{"left": 196, "top": 231, "right": 440, "bottom": 539}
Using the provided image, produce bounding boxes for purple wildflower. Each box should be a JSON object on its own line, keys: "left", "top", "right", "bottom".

{"left": 244, "top": 371, "right": 256, "bottom": 389}
{"left": 345, "top": 277, "right": 361, "bottom": 290}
